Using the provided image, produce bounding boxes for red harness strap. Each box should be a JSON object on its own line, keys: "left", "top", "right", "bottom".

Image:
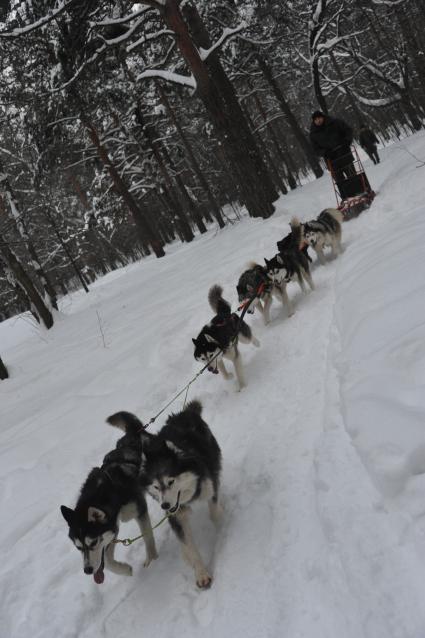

{"left": 238, "top": 282, "right": 266, "bottom": 311}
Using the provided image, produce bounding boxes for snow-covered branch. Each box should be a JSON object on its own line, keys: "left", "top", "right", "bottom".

{"left": 136, "top": 69, "right": 196, "bottom": 89}
{"left": 0, "top": 0, "right": 79, "bottom": 38}
{"left": 199, "top": 22, "right": 247, "bottom": 61}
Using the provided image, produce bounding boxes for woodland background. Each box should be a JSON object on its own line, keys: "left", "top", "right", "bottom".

{"left": 0, "top": 0, "right": 423, "bottom": 351}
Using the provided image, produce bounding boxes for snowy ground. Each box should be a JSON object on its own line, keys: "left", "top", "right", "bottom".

{"left": 2, "top": 133, "right": 425, "bottom": 638}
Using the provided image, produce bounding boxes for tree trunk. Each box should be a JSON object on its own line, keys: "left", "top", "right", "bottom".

{"left": 395, "top": 7, "right": 425, "bottom": 110}
{"left": 312, "top": 57, "right": 329, "bottom": 114}
{"left": 400, "top": 92, "right": 423, "bottom": 131}
{"left": 182, "top": 3, "right": 278, "bottom": 211}
{"left": 0, "top": 235, "right": 54, "bottom": 329}
{"left": 252, "top": 91, "right": 295, "bottom": 190}
{"left": 160, "top": 143, "right": 207, "bottom": 234}
{"left": 0, "top": 171, "right": 58, "bottom": 310}
{"left": 42, "top": 207, "right": 90, "bottom": 293}
{"left": 329, "top": 51, "right": 364, "bottom": 126}
{"left": 81, "top": 115, "right": 165, "bottom": 258}
{"left": 256, "top": 54, "right": 324, "bottom": 178}
{"left": 362, "top": 6, "right": 422, "bottom": 132}
{"left": 66, "top": 171, "right": 110, "bottom": 275}
{"left": 157, "top": 86, "right": 225, "bottom": 228}
{"left": 0, "top": 356, "right": 8, "bottom": 380}
{"left": 309, "top": 0, "right": 329, "bottom": 114}
{"left": 133, "top": 106, "right": 195, "bottom": 242}
{"left": 163, "top": 0, "right": 277, "bottom": 218}
{"left": 243, "top": 105, "right": 287, "bottom": 195}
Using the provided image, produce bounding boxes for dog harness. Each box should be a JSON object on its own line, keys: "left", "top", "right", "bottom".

{"left": 204, "top": 313, "right": 241, "bottom": 374}
{"left": 238, "top": 266, "right": 271, "bottom": 311}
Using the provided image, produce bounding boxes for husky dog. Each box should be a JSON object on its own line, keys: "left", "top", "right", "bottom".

{"left": 138, "top": 400, "right": 222, "bottom": 589}
{"left": 236, "top": 262, "right": 284, "bottom": 325}
{"left": 277, "top": 228, "right": 312, "bottom": 263}
{"left": 264, "top": 218, "right": 315, "bottom": 317}
{"left": 60, "top": 414, "right": 158, "bottom": 584}
{"left": 300, "top": 208, "right": 343, "bottom": 264}
{"left": 192, "top": 284, "right": 260, "bottom": 390}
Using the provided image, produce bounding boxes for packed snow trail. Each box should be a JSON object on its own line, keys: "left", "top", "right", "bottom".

{"left": 1, "top": 133, "right": 425, "bottom": 638}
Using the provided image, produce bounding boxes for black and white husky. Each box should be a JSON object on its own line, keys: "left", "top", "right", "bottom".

{"left": 60, "top": 414, "right": 158, "bottom": 584}
{"left": 192, "top": 284, "right": 260, "bottom": 390}
{"left": 237, "top": 262, "right": 284, "bottom": 325}
{"left": 264, "top": 218, "right": 315, "bottom": 317}
{"left": 119, "top": 402, "right": 221, "bottom": 589}
{"left": 300, "top": 208, "right": 343, "bottom": 264}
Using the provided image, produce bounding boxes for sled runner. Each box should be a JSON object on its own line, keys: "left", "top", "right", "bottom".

{"left": 327, "top": 145, "right": 375, "bottom": 220}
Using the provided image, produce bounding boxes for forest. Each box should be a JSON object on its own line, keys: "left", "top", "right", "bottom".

{"left": 0, "top": 0, "right": 423, "bottom": 333}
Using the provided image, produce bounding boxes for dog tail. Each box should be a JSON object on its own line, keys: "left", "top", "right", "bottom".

{"left": 106, "top": 411, "right": 144, "bottom": 435}
{"left": 245, "top": 260, "right": 259, "bottom": 270}
{"left": 324, "top": 208, "right": 343, "bottom": 224}
{"left": 289, "top": 216, "right": 304, "bottom": 249}
{"left": 208, "top": 284, "right": 231, "bottom": 316}
{"left": 183, "top": 400, "right": 203, "bottom": 416}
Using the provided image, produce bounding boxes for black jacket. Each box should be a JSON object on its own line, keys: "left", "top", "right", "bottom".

{"left": 359, "top": 127, "right": 379, "bottom": 149}
{"left": 310, "top": 115, "right": 353, "bottom": 160}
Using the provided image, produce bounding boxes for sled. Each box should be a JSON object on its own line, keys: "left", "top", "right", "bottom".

{"left": 327, "top": 145, "right": 375, "bottom": 221}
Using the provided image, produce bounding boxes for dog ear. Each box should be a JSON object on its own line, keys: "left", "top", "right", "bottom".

{"left": 87, "top": 507, "right": 107, "bottom": 523}
{"left": 204, "top": 334, "right": 218, "bottom": 345}
{"left": 60, "top": 505, "right": 75, "bottom": 526}
{"left": 264, "top": 258, "right": 270, "bottom": 267}
{"left": 192, "top": 338, "right": 198, "bottom": 345}
{"left": 165, "top": 440, "right": 184, "bottom": 456}
{"left": 277, "top": 255, "right": 283, "bottom": 265}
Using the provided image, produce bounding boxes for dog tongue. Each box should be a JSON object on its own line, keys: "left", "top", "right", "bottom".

{"left": 93, "top": 568, "right": 105, "bottom": 584}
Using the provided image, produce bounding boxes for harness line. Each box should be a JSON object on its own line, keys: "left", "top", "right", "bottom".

{"left": 114, "top": 285, "right": 263, "bottom": 549}
{"left": 142, "top": 284, "right": 262, "bottom": 429}
{"left": 113, "top": 513, "right": 170, "bottom": 546}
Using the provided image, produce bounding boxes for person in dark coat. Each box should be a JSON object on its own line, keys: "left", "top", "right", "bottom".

{"left": 309, "top": 110, "right": 355, "bottom": 181}
{"left": 358, "top": 124, "right": 380, "bottom": 164}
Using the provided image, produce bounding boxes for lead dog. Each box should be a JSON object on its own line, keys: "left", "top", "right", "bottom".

{"left": 60, "top": 414, "right": 158, "bottom": 584}
{"left": 117, "top": 401, "right": 222, "bottom": 589}
{"left": 192, "top": 284, "right": 260, "bottom": 390}
{"left": 300, "top": 208, "right": 343, "bottom": 264}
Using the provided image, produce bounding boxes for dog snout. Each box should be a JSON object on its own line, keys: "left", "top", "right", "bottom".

{"left": 161, "top": 502, "right": 171, "bottom": 511}
{"left": 84, "top": 565, "right": 94, "bottom": 575}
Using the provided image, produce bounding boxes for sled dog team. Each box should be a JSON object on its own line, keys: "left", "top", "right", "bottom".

{"left": 61, "top": 208, "right": 343, "bottom": 589}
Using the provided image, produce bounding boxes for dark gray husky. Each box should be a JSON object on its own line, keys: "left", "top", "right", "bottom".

{"left": 192, "top": 285, "right": 260, "bottom": 390}
{"left": 60, "top": 415, "right": 157, "bottom": 584}
{"left": 264, "top": 217, "right": 315, "bottom": 317}
{"left": 117, "top": 401, "right": 222, "bottom": 589}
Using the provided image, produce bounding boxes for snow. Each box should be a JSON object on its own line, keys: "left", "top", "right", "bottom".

{"left": 2, "top": 132, "right": 425, "bottom": 637}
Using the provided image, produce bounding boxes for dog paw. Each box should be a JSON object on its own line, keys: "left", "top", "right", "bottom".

{"left": 252, "top": 337, "right": 260, "bottom": 347}
{"left": 143, "top": 555, "right": 154, "bottom": 567}
{"left": 144, "top": 553, "right": 158, "bottom": 568}
{"left": 112, "top": 561, "right": 132, "bottom": 576}
{"left": 223, "top": 372, "right": 234, "bottom": 380}
{"left": 196, "top": 572, "right": 212, "bottom": 589}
